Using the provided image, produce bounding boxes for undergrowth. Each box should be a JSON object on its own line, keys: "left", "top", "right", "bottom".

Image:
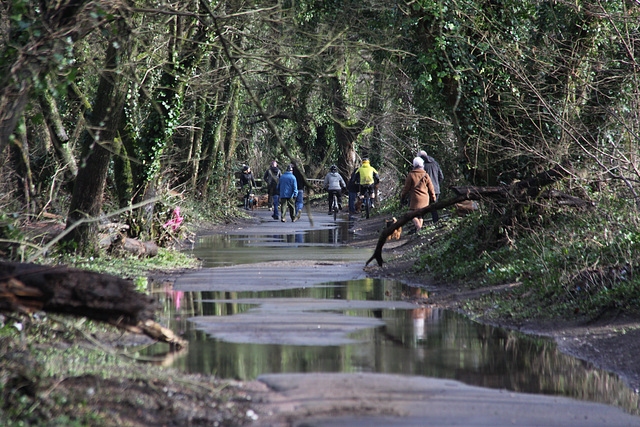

{"left": 0, "top": 196, "right": 248, "bottom": 425}
{"left": 416, "top": 196, "right": 640, "bottom": 321}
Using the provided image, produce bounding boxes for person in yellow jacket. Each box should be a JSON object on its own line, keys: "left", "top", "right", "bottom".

{"left": 355, "top": 158, "right": 380, "bottom": 207}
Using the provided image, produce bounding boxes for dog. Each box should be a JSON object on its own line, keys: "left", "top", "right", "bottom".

{"left": 241, "top": 194, "right": 269, "bottom": 210}
{"left": 247, "top": 194, "right": 258, "bottom": 210}
{"left": 255, "top": 194, "right": 269, "bottom": 208}
{"left": 385, "top": 217, "right": 402, "bottom": 240}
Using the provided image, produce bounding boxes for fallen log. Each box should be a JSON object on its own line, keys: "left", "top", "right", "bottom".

{"left": 104, "top": 234, "right": 159, "bottom": 257}
{"left": 0, "top": 261, "right": 186, "bottom": 349}
{"left": 450, "top": 162, "right": 573, "bottom": 201}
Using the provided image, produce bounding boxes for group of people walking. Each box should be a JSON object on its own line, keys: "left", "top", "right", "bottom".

{"left": 240, "top": 160, "right": 304, "bottom": 222}
{"left": 239, "top": 150, "right": 443, "bottom": 232}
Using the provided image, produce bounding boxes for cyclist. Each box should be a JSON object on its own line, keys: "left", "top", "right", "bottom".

{"left": 323, "top": 165, "right": 346, "bottom": 215}
{"left": 355, "top": 158, "right": 380, "bottom": 208}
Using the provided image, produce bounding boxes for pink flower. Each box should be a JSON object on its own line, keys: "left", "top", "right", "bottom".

{"left": 163, "top": 207, "right": 184, "bottom": 230}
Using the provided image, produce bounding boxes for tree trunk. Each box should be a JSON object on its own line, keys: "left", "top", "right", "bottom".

{"left": 39, "top": 78, "right": 78, "bottom": 179}
{"left": 197, "top": 84, "right": 231, "bottom": 198}
{"left": 64, "top": 34, "right": 128, "bottom": 254}
{"left": 328, "top": 75, "right": 362, "bottom": 174}
{"left": 10, "top": 115, "right": 35, "bottom": 215}
{"left": 222, "top": 80, "right": 241, "bottom": 194}
{"left": 189, "top": 97, "right": 206, "bottom": 190}
{"left": 0, "top": 261, "right": 185, "bottom": 348}
{"left": 112, "top": 134, "right": 133, "bottom": 209}
{"left": 367, "top": 71, "right": 384, "bottom": 171}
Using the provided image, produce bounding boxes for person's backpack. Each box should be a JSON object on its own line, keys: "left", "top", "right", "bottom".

{"left": 267, "top": 169, "right": 280, "bottom": 190}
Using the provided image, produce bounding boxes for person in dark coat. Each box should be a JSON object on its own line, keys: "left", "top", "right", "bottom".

{"left": 347, "top": 169, "right": 359, "bottom": 215}
{"left": 418, "top": 150, "right": 444, "bottom": 223}
{"left": 263, "top": 161, "right": 282, "bottom": 219}
{"left": 292, "top": 164, "right": 306, "bottom": 221}
{"left": 239, "top": 165, "right": 256, "bottom": 210}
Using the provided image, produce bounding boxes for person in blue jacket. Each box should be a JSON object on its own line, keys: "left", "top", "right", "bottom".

{"left": 276, "top": 164, "right": 298, "bottom": 222}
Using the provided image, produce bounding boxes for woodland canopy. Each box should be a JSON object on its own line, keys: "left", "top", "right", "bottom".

{"left": 1, "top": 0, "right": 639, "bottom": 259}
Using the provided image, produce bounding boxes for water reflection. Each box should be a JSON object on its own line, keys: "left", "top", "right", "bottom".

{"left": 189, "top": 230, "right": 366, "bottom": 267}
{"left": 149, "top": 216, "right": 640, "bottom": 416}
{"left": 149, "top": 279, "right": 640, "bottom": 415}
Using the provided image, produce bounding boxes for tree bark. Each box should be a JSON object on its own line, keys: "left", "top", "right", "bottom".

{"left": 222, "top": 80, "right": 241, "bottom": 194}
{"left": 10, "top": 115, "right": 35, "bottom": 215}
{"left": 39, "top": 78, "right": 78, "bottom": 179}
{"left": 365, "top": 194, "right": 474, "bottom": 267}
{"left": 112, "top": 135, "right": 134, "bottom": 209}
{"left": 329, "top": 74, "right": 363, "bottom": 174}
{"left": 189, "top": 98, "right": 206, "bottom": 190}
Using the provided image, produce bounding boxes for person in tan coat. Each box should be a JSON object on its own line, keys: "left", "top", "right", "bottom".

{"left": 400, "top": 157, "right": 436, "bottom": 233}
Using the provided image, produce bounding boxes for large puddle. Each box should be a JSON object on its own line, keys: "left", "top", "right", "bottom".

{"left": 145, "top": 212, "right": 640, "bottom": 415}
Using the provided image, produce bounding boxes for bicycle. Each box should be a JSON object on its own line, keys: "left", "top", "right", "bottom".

{"left": 329, "top": 191, "right": 339, "bottom": 221}
{"left": 360, "top": 185, "right": 374, "bottom": 219}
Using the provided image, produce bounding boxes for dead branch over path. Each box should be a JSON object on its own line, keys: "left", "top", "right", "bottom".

{"left": 366, "top": 164, "right": 584, "bottom": 267}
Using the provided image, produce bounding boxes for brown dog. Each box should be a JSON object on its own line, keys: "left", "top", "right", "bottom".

{"left": 385, "top": 217, "right": 402, "bottom": 240}
{"left": 354, "top": 197, "right": 362, "bottom": 213}
{"left": 247, "top": 194, "right": 258, "bottom": 210}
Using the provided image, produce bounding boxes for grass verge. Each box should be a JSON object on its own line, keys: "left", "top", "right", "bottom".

{"left": 414, "top": 196, "right": 640, "bottom": 322}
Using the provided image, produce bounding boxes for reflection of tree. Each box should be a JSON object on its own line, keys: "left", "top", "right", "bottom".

{"left": 141, "top": 347, "right": 189, "bottom": 368}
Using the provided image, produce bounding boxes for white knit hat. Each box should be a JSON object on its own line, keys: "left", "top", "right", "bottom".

{"left": 413, "top": 157, "right": 424, "bottom": 168}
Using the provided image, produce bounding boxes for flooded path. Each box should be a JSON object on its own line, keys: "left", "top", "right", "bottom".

{"left": 150, "top": 208, "right": 640, "bottom": 425}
